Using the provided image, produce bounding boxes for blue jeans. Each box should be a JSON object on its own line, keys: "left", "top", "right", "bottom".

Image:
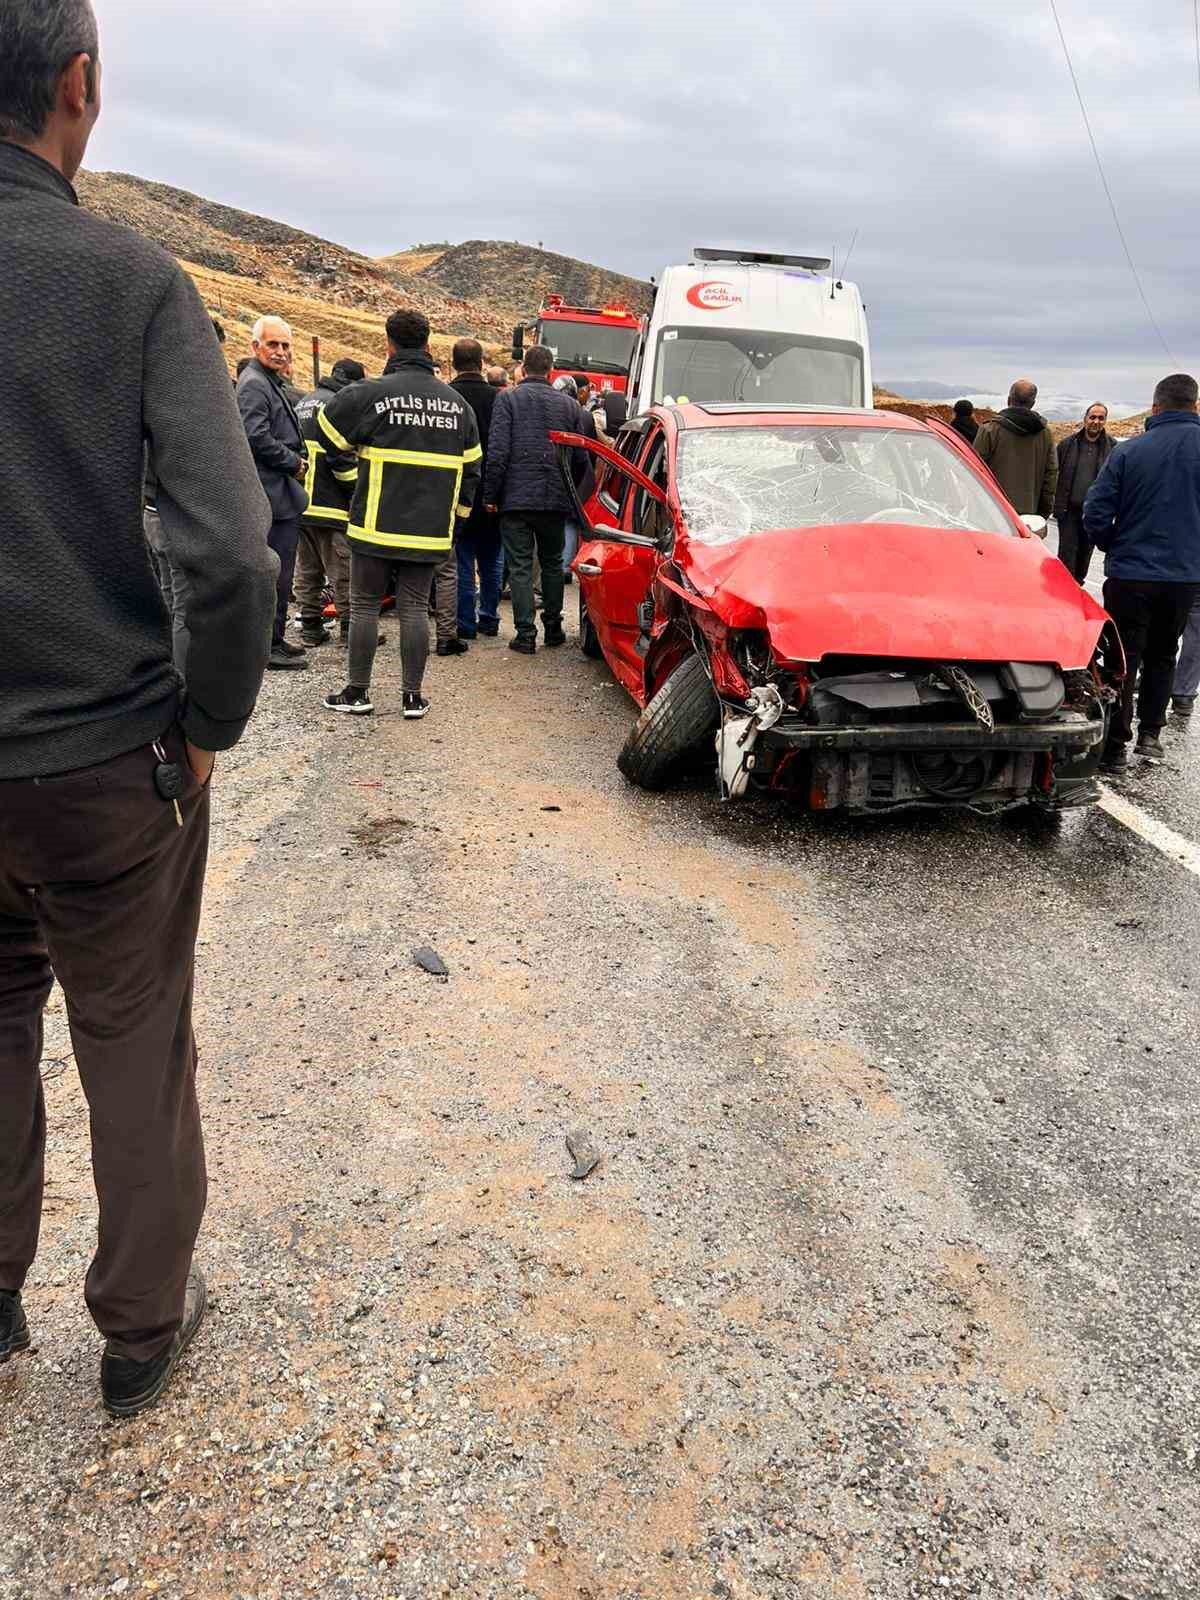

{"left": 456, "top": 523, "right": 504, "bottom": 635}
{"left": 562, "top": 520, "right": 580, "bottom": 576}
{"left": 267, "top": 516, "right": 301, "bottom": 647}
{"left": 1175, "top": 591, "right": 1200, "bottom": 697}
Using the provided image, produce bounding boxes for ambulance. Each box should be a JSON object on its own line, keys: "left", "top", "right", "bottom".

{"left": 626, "top": 247, "right": 872, "bottom": 414}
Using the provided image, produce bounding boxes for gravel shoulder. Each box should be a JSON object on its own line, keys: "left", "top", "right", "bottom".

{"left": 1, "top": 610, "right": 1197, "bottom": 1600}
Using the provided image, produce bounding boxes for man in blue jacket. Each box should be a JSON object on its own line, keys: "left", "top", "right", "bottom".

{"left": 238, "top": 317, "right": 310, "bottom": 671}
{"left": 1084, "top": 373, "right": 1200, "bottom": 768}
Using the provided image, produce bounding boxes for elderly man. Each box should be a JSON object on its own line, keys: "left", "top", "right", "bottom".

{"left": 1085, "top": 374, "right": 1200, "bottom": 767}
{"left": 238, "top": 317, "right": 310, "bottom": 670}
{"left": 0, "top": 0, "right": 276, "bottom": 1416}
{"left": 1054, "top": 403, "right": 1114, "bottom": 583}
{"left": 973, "top": 379, "right": 1057, "bottom": 523}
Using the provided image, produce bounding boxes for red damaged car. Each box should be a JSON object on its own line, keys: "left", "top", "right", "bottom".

{"left": 551, "top": 405, "right": 1119, "bottom": 815}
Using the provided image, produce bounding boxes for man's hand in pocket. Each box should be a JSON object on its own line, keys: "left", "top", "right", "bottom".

{"left": 185, "top": 743, "right": 216, "bottom": 787}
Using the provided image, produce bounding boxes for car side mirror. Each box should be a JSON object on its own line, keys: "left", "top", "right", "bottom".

{"left": 1021, "top": 514, "right": 1048, "bottom": 540}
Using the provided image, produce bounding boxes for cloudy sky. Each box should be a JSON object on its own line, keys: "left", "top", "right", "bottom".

{"left": 92, "top": 0, "right": 1194, "bottom": 405}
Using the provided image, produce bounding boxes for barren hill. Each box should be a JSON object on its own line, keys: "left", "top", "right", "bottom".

{"left": 390, "top": 239, "right": 654, "bottom": 324}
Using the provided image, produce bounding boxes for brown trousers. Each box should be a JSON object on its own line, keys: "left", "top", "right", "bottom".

{"left": 0, "top": 724, "right": 210, "bottom": 1362}
{"left": 294, "top": 519, "right": 350, "bottom": 622}
{"left": 431, "top": 544, "right": 458, "bottom": 645}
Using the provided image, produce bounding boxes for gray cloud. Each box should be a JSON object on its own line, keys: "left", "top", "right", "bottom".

{"left": 91, "top": 0, "right": 1197, "bottom": 404}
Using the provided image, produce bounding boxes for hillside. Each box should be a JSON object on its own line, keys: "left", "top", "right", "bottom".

{"left": 392, "top": 239, "right": 653, "bottom": 324}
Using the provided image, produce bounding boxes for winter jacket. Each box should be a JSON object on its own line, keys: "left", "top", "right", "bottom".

{"left": 450, "top": 371, "right": 500, "bottom": 536}
{"left": 238, "top": 360, "right": 308, "bottom": 521}
{"left": 973, "top": 407, "right": 1058, "bottom": 518}
{"left": 483, "top": 376, "right": 588, "bottom": 515}
{"left": 1053, "top": 428, "right": 1114, "bottom": 520}
{"left": 296, "top": 375, "right": 359, "bottom": 525}
{"left": 1083, "top": 411, "right": 1200, "bottom": 583}
{"left": 0, "top": 141, "right": 276, "bottom": 778}
{"left": 318, "top": 350, "right": 481, "bottom": 562}
{"left": 948, "top": 414, "right": 978, "bottom": 444}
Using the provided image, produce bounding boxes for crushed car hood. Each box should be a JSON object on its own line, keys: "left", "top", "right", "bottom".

{"left": 681, "top": 522, "right": 1109, "bottom": 669}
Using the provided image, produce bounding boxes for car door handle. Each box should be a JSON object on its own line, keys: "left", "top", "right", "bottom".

{"left": 576, "top": 562, "right": 603, "bottom": 576}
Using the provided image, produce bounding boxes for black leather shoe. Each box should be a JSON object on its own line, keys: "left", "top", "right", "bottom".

{"left": 436, "top": 638, "right": 469, "bottom": 656}
{"left": 543, "top": 629, "right": 567, "bottom": 649}
{"left": 478, "top": 620, "right": 500, "bottom": 638}
{"left": 101, "top": 1269, "right": 207, "bottom": 1418}
{"left": 0, "top": 1290, "right": 30, "bottom": 1363}
{"left": 509, "top": 638, "right": 536, "bottom": 655}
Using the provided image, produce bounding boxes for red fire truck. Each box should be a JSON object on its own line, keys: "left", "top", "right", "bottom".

{"left": 512, "top": 295, "right": 642, "bottom": 393}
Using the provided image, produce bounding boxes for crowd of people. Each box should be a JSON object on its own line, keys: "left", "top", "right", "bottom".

{"left": 2, "top": 0, "right": 1199, "bottom": 1424}
{"left": 947, "top": 379, "right": 1200, "bottom": 770}
{"left": 225, "top": 310, "right": 604, "bottom": 719}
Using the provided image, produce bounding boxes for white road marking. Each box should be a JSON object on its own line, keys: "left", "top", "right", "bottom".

{"left": 1098, "top": 785, "right": 1200, "bottom": 880}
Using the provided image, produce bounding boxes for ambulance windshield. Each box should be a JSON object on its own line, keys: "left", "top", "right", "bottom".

{"left": 654, "top": 328, "right": 864, "bottom": 407}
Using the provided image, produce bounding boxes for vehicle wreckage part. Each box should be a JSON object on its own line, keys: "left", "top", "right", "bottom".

{"left": 617, "top": 653, "right": 720, "bottom": 791}
{"left": 717, "top": 684, "right": 786, "bottom": 799}
{"left": 910, "top": 749, "right": 998, "bottom": 800}
{"left": 1000, "top": 662, "right": 1065, "bottom": 719}
{"left": 933, "top": 664, "right": 995, "bottom": 731}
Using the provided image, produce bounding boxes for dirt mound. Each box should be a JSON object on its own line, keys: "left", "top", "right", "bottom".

{"left": 416, "top": 239, "right": 653, "bottom": 323}
{"left": 873, "top": 388, "right": 999, "bottom": 429}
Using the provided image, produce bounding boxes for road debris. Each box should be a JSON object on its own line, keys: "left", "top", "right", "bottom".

{"left": 413, "top": 947, "right": 449, "bottom": 979}
{"left": 565, "top": 1127, "right": 602, "bottom": 1180}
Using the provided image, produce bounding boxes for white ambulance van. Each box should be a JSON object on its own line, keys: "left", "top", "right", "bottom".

{"left": 627, "top": 247, "right": 872, "bottom": 414}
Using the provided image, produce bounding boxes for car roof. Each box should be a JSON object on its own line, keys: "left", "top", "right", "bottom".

{"left": 668, "top": 403, "right": 926, "bottom": 431}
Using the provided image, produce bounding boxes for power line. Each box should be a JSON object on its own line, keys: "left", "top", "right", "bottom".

{"left": 1047, "top": 0, "right": 1175, "bottom": 361}
{"left": 1194, "top": 0, "right": 1200, "bottom": 97}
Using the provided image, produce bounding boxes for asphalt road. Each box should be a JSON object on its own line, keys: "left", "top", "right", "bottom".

{"left": 1, "top": 583, "right": 1197, "bottom": 1600}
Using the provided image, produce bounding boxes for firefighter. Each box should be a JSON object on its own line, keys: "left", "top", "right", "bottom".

{"left": 319, "top": 309, "right": 482, "bottom": 720}
{"left": 294, "top": 358, "right": 365, "bottom": 647}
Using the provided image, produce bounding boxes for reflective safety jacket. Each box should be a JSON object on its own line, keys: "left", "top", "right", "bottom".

{"left": 318, "top": 350, "right": 482, "bottom": 560}
{"left": 296, "top": 376, "right": 360, "bottom": 524}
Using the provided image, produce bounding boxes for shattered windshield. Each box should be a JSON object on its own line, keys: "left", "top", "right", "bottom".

{"left": 676, "top": 426, "right": 1015, "bottom": 546}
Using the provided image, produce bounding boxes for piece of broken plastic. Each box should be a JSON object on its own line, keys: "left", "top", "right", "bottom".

{"left": 413, "top": 947, "right": 449, "bottom": 979}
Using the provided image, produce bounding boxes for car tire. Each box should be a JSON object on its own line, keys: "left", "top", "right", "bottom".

{"left": 579, "top": 589, "right": 603, "bottom": 659}
{"left": 617, "top": 653, "right": 719, "bottom": 791}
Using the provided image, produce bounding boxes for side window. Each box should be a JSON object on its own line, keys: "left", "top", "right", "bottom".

{"left": 633, "top": 429, "right": 670, "bottom": 543}
{"left": 596, "top": 425, "right": 646, "bottom": 519}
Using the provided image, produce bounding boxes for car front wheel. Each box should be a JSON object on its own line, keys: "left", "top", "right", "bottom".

{"left": 617, "top": 653, "right": 720, "bottom": 791}
{"left": 579, "top": 589, "right": 603, "bottom": 659}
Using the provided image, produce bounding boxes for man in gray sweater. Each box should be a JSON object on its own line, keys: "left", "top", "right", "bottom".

{"left": 0, "top": 0, "right": 277, "bottom": 1416}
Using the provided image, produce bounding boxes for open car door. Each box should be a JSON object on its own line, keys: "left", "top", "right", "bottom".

{"left": 551, "top": 428, "right": 672, "bottom": 700}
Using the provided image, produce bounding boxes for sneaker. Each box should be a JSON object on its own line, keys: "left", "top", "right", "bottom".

{"left": 403, "top": 693, "right": 430, "bottom": 720}
{"left": 509, "top": 638, "right": 536, "bottom": 656}
{"left": 300, "top": 625, "right": 331, "bottom": 648}
{"left": 324, "top": 686, "right": 374, "bottom": 715}
{"left": 101, "top": 1269, "right": 207, "bottom": 1418}
{"left": 276, "top": 637, "right": 306, "bottom": 657}
{"left": 1135, "top": 732, "right": 1166, "bottom": 763}
{"left": 268, "top": 646, "right": 310, "bottom": 671}
{"left": 478, "top": 620, "right": 500, "bottom": 638}
{"left": 1172, "top": 695, "right": 1195, "bottom": 718}
{"left": 436, "top": 639, "right": 469, "bottom": 656}
{"left": 1100, "top": 744, "right": 1128, "bottom": 774}
{"left": 0, "top": 1290, "right": 30, "bottom": 1363}
{"left": 543, "top": 628, "right": 567, "bottom": 649}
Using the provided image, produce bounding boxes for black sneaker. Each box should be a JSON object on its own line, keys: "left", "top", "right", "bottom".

{"left": 301, "top": 625, "right": 331, "bottom": 648}
{"left": 277, "top": 637, "right": 306, "bottom": 657}
{"left": 324, "top": 686, "right": 374, "bottom": 715}
{"left": 403, "top": 693, "right": 430, "bottom": 720}
{"left": 1172, "top": 695, "right": 1195, "bottom": 718}
{"left": 1135, "top": 732, "right": 1166, "bottom": 763}
{"left": 268, "top": 646, "right": 310, "bottom": 671}
{"left": 1100, "top": 744, "right": 1128, "bottom": 774}
{"left": 478, "top": 620, "right": 500, "bottom": 638}
{"left": 509, "top": 638, "right": 536, "bottom": 656}
{"left": 101, "top": 1269, "right": 207, "bottom": 1418}
{"left": 436, "top": 638, "right": 469, "bottom": 656}
{"left": 0, "top": 1290, "right": 30, "bottom": 1363}
{"left": 543, "top": 628, "right": 567, "bottom": 649}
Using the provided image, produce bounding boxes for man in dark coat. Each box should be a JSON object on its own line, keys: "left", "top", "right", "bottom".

{"left": 1084, "top": 373, "right": 1200, "bottom": 767}
{"left": 483, "top": 345, "right": 587, "bottom": 654}
{"left": 237, "top": 316, "right": 310, "bottom": 670}
{"left": 973, "top": 379, "right": 1057, "bottom": 523}
{"left": 948, "top": 399, "right": 978, "bottom": 443}
{"left": 1053, "top": 403, "right": 1114, "bottom": 583}
{"left": 451, "top": 339, "right": 505, "bottom": 639}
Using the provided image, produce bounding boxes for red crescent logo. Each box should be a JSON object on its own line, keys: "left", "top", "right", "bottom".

{"left": 686, "top": 280, "right": 743, "bottom": 310}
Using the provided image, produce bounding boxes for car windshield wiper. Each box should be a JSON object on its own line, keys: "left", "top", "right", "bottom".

{"left": 578, "top": 360, "right": 629, "bottom": 376}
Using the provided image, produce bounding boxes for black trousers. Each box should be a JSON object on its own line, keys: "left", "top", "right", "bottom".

{"left": 1103, "top": 577, "right": 1200, "bottom": 746}
{"left": 1056, "top": 508, "right": 1094, "bottom": 585}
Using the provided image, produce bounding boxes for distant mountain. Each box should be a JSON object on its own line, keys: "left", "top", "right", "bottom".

{"left": 883, "top": 378, "right": 1142, "bottom": 425}
{"left": 881, "top": 380, "right": 978, "bottom": 402}
{"left": 389, "top": 239, "right": 654, "bottom": 325}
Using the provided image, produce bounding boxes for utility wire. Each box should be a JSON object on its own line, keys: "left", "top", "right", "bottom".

{"left": 1047, "top": 0, "right": 1175, "bottom": 361}
{"left": 1194, "top": 0, "right": 1200, "bottom": 97}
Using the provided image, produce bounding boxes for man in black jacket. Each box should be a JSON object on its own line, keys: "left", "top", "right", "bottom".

{"left": 483, "top": 345, "right": 587, "bottom": 654}
{"left": 948, "top": 399, "right": 978, "bottom": 444}
{"left": 238, "top": 316, "right": 310, "bottom": 670}
{"left": 0, "top": 0, "right": 277, "bottom": 1416}
{"left": 451, "top": 338, "right": 504, "bottom": 639}
{"left": 318, "top": 309, "right": 481, "bottom": 719}
{"left": 1053, "top": 403, "right": 1113, "bottom": 583}
{"left": 294, "top": 359, "right": 365, "bottom": 646}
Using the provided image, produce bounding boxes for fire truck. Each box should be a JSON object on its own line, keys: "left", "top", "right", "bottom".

{"left": 511, "top": 295, "right": 642, "bottom": 393}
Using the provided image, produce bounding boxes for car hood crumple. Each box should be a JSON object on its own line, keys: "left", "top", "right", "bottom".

{"left": 679, "top": 521, "right": 1109, "bottom": 669}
